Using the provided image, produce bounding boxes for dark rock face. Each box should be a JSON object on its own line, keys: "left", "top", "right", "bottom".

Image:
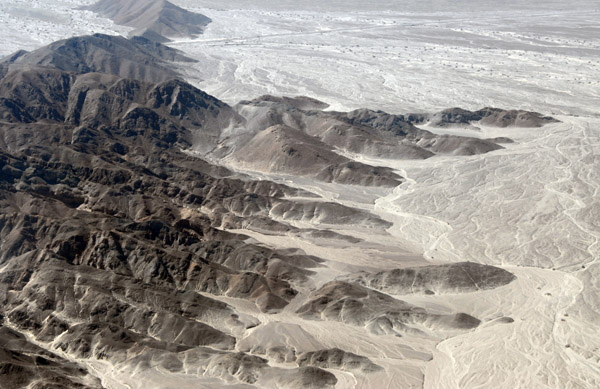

{"left": 346, "top": 262, "right": 517, "bottom": 295}
{"left": 131, "top": 28, "right": 173, "bottom": 43}
{"left": 84, "top": 0, "right": 211, "bottom": 41}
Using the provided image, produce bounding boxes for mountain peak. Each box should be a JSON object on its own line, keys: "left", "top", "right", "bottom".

{"left": 84, "top": 0, "right": 211, "bottom": 41}
{"left": 3, "top": 34, "right": 193, "bottom": 83}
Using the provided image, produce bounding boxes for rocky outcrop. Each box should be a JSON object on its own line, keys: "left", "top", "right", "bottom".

{"left": 297, "top": 348, "right": 383, "bottom": 373}
{"left": 296, "top": 281, "right": 481, "bottom": 336}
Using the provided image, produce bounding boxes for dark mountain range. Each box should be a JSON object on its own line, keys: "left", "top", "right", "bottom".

{"left": 0, "top": 33, "right": 533, "bottom": 387}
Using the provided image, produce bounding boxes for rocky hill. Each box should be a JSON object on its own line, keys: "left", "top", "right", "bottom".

{"left": 84, "top": 0, "right": 212, "bottom": 42}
